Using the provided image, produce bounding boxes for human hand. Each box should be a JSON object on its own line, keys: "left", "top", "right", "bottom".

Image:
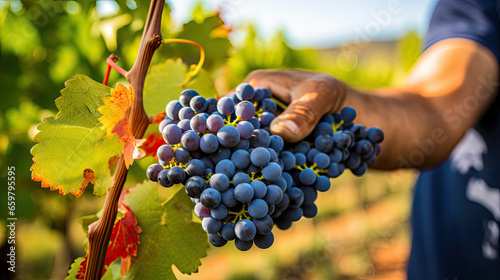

{"left": 244, "top": 70, "right": 346, "bottom": 142}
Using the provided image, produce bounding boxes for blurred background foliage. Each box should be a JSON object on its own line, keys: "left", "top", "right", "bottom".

{"left": 0, "top": 0, "right": 421, "bottom": 279}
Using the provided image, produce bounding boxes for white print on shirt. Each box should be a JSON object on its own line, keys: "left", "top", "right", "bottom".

{"left": 466, "top": 177, "right": 500, "bottom": 260}
{"left": 451, "top": 129, "right": 487, "bottom": 175}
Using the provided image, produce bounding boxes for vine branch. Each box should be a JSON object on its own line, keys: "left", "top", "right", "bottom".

{"left": 84, "top": 0, "right": 164, "bottom": 279}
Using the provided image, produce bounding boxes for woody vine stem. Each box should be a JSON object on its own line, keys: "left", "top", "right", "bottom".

{"left": 84, "top": 0, "right": 164, "bottom": 279}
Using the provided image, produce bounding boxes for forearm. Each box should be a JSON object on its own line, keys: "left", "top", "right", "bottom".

{"left": 342, "top": 39, "right": 498, "bottom": 170}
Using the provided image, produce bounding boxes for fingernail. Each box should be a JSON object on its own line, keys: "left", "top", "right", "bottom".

{"left": 274, "top": 120, "right": 299, "bottom": 135}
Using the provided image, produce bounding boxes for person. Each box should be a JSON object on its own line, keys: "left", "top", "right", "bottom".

{"left": 243, "top": 0, "right": 500, "bottom": 279}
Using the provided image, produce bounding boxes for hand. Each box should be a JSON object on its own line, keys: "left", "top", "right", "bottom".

{"left": 244, "top": 70, "right": 347, "bottom": 142}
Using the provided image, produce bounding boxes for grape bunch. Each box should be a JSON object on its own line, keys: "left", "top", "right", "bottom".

{"left": 270, "top": 107, "right": 384, "bottom": 230}
{"left": 146, "top": 83, "right": 384, "bottom": 251}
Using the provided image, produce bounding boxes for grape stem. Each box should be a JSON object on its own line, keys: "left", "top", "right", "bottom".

{"left": 85, "top": 1, "right": 164, "bottom": 279}
{"left": 162, "top": 39, "right": 205, "bottom": 87}
{"left": 102, "top": 54, "right": 127, "bottom": 86}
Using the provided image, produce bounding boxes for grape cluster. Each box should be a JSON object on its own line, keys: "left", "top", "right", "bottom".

{"left": 271, "top": 107, "right": 384, "bottom": 230}
{"left": 146, "top": 83, "right": 384, "bottom": 251}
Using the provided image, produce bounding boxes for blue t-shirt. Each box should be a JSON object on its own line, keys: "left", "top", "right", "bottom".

{"left": 409, "top": 0, "right": 500, "bottom": 279}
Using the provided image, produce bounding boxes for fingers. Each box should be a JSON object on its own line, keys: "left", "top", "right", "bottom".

{"left": 270, "top": 77, "right": 346, "bottom": 142}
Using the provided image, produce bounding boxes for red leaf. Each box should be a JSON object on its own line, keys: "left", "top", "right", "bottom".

{"left": 137, "top": 132, "right": 164, "bottom": 159}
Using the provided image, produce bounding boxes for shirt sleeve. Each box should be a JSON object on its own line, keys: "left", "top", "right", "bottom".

{"left": 425, "top": 0, "right": 500, "bottom": 61}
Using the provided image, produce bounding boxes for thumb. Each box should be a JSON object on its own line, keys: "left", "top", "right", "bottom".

{"left": 270, "top": 91, "right": 332, "bottom": 143}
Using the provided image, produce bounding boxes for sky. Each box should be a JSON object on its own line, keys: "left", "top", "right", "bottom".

{"left": 166, "top": 0, "right": 439, "bottom": 48}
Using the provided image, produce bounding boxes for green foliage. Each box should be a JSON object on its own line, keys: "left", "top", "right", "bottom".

{"left": 123, "top": 181, "right": 209, "bottom": 280}
{"left": 143, "top": 58, "right": 218, "bottom": 116}
{"left": 66, "top": 257, "right": 122, "bottom": 280}
{"left": 31, "top": 75, "right": 123, "bottom": 196}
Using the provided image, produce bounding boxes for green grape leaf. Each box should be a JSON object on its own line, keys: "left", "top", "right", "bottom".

{"left": 31, "top": 74, "right": 124, "bottom": 197}
{"left": 143, "top": 58, "right": 218, "bottom": 116}
{"left": 123, "top": 181, "right": 209, "bottom": 280}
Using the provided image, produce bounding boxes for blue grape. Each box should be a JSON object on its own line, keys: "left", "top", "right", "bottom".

{"left": 269, "top": 135, "right": 284, "bottom": 152}
{"left": 158, "top": 169, "right": 173, "bottom": 188}
{"left": 275, "top": 193, "right": 290, "bottom": 212}
{"left": 215, "top": 159, "right": 236, "bottom": 178}
{"left": 253, "top": 215, "right": 273, "bottom": 235}
{"left": 299, "top": 168, "right": 317, "bottom": 185}
{"left": 190, "top": 95, "right": 207, "bottom": 112}
{"left": 194, "top": 202, "right": 210, "bottom": 218}
{"left": 275, "top": 217, "right": 292, "bottom": 230}
{"left": 234, "top": 183, "right": 254, "bottom": 202}
{"left": 209, "top": 233, "right": 227, "bottom": 247}
{"left": 254, "top": 232, "right": 274, "bottom": 249}
{"left": 367, "top": 127, "right": 384, "bottom": 143}
{"left": 236, "top": 121, "right": 254, "bottom": 139}
{"left": 341, "top": 106, "right": 356, "bottom": 122}
{"left": 262, "top": 162, "right": 282, "bottom": 181}
{"left": 235, "top": 219, "right": 256, "bottom": 241}
{"left": 312, "top": 122, "right": 334, "bottom": 138}
{"left": 333, "top": 132, "right": 351, "bottom": 149}
{"left": 250, "top": 180, "right": 267, "bottom": 199}
{"left": 206, "top": 115, "right": 224, "bottom": 132}
{"left": 190, "top": 114, "right": 207, "bottom": 133}
{"left": 200, "top": 134, "right": 219, "bottom": 154}
{"left": 315, "top": 175, "right": 331, "bottom": 192}
{"left": 232, "top": 138, "right": 250, "bottom": 151}
{"left": 185, "top": 176, "right": 207, "bottom": 198}
{"left": 261, "top": 98, "right": 277, "bottom": 112}
{"left": 178, "top": 107, "right": 195, "bottom": 120}
{"left": 327, "top": 162, "right": 345, "bottom": 178}
{"left": 231, "top": 150, "right": 251, "bottom": 170}
{"left": 217, "top": 97, "right": 235, "bottom": 116}
{"left": 283, "top": 207, "right": 303, "bottom": 221}
{"left": 186, "top": 159, "right": 205, "bottom": 177}
{"left": 313, "top": 152, "right": 330, "bottom": 169}
{"left": 250, "top": 147, "right": 271, "bottom": 167}
{"left": 221, "top": 188, "right": 238, "bottom": 208}
{"left": 209, "top": 173, "right": 230, "bottom": 192}
{"left": 202, "top": 215, "right": 222, "bottom": 233}
{"left": 294, "top": 141, "right": 310, "bottom": 154}
{"left": 264, "top": 185, "right": 283, "bottom": 205}
{"left": 173, "top": 148, "right": 189, "bottom": 164}
{"left": 177, "top": 119, "right": 191, "bottom": 132}
{"left": 162, "top": 124, "right": 182, "bottom": 145}
{"left": 320, "top": 114, "right": 335, "bottom": 124}
{"left": 267, "top": 148, "right": 278, "bottom": 163}
{"left": 235, "top": 101, "right": 256, "bottom": 120}
{"left": 249, "top": 129, "right": 270, "bottom": 148}
{"left": 279, "top": 151, "right": 296, "bottom": 171}
{"left": 157, "top": 144, "right": 174, "bottom": 163}
{"left": 302, "top": 204, "right": 318, "bottom": 218}
{"left": 211, "top": 147, "right": 231, "bottom": 164}
{"left": 211, "top": 204, "right": 228, "bottom": 220}
{"left": 315, "top": 134, "right": 334, "bottom": 153}
{"left": 352, "top": 161, "right": 368, "bottom": 176}
{"left": 271, "top": 177, "right": 287, "bottom": 192}
{"left": 306, "top": 148, "right": 320, "bottom": 163}
{"left": 294, "top": 153, "right": 306, "bottom": 166}
{"left": 200, "top": 188, "right": 222, "bottom": 209}
{"left": 232, "top": 172, "right": 251, "bottom": 185}
{"left": 159, "top": 117, "right": 176, "bottom": 132}
{"left": 301, "top": 186, "right": 317, "bottom": 205}
{"left": 217, "top": 126, "right": 240, "bottom": 148}
{"left": 248, "top": 199, "right": 268, "bottom": 219}
{"left": 287, "top": 187, "right": 305, "bottom": 208}
{"left": 249, "top": 117, "right": 261, "bottom": 129}
{"left": 235, "top": 239, "right": 253, "bottom": 251}
{"left": 355, "top": 139, "right": 374, "bottom": 158}
{"left": 146, "top": 164, "right": 163, "bottom": 182}
{"left": 221, "top": 222, "right": 236, "bottom": 240}
{"left": 229, "top": 91, "right": 240, "bottom": 104}
{"left": 253, "top": 88, "right": 266, "bottom": 102}
{"left": 329, "top": 148, "right": 343, "bottom": 163}
{"left": 181, "top": 130, "right": 200, "bottom": 151}
{"left": 281, "top": 172, "right": 294, "bottom": 189}
{"left": 167, "top": 166, "right": 186, "bottom": 184}
{"left": 350, "top": 124, "right": 367, "bottom": 140}
{"left": 166, "top": 100, "right": 182, "bottom": 121}
{"left": 236, "top": 83, "right": 255, "bottom": 100}
{"left": 259, "top": 112, "right": 275, "bottom": 126}
{"left": 345, "top": 153, "right": 361, "bottom": 170}
{"left": 179, "top": 89, "right": 199, "bottom": 107}
{"left": 205, "top": 97, "right": 218, "bottom": 114}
